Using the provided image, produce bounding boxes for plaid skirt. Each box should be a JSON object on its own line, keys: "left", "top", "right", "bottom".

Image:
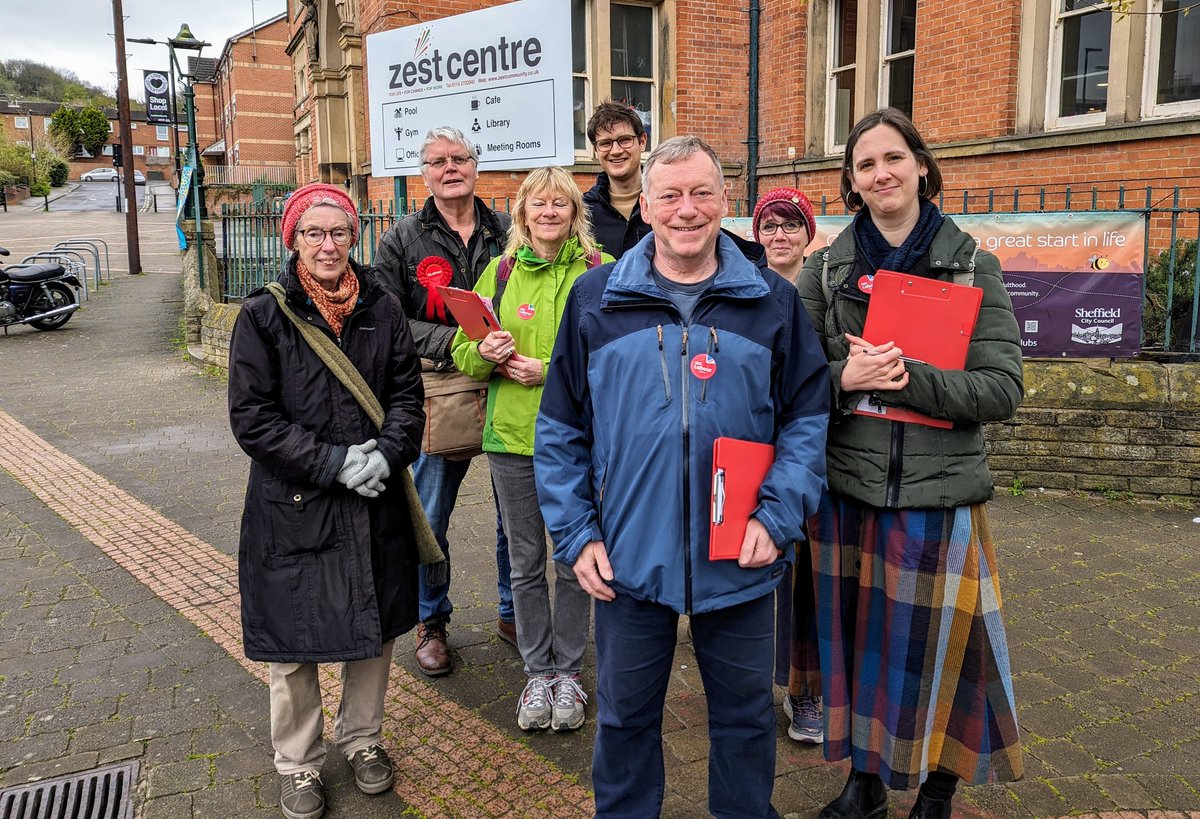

{"left": 797, "top": 493, "right": 1024, "bottom": 790}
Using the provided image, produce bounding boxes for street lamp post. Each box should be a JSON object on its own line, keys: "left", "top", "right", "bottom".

{"left": 166, "top": 24, "right": 210, "bottom": 289}
{"left": 127, "top": 36, "right": 183, "bottom": 199}
{"left": 25, "top": 109, "right": 48, "bottom": 212}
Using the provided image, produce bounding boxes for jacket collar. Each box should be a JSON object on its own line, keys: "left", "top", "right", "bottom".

{"left": 417, "top": 195, "right": 504, "bottom": 236}
{"left": 602, "top": 231, "right": 769, "bottom": 307}
{"left": 516, "top": 235, "right": 585, "bottom": 271}
{"left": 277, "top": 255, "right": 379, "bottom": 312}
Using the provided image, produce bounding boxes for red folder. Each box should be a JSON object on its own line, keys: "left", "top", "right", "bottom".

{"left": 854, "top": 270, "right": 983, "bottom": 429}
{"left": 437, "top": 285, "right": 501, "bottom": 340}
{"left": 709, "top": 438, "right": 775, "bottom": 561}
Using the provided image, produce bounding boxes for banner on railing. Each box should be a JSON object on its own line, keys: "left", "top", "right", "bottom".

{"left": 725, "top": 211, "right": 1146, "bottom": 358}
{"left": 176, "top": 166, "right": 193, "bottom": 251}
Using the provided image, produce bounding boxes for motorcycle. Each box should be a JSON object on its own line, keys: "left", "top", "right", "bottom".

{"left": 0, "top": 246, "right": 82, "bottom": 333}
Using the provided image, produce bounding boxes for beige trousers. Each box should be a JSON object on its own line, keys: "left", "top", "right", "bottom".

{"left": 268, "top": 640, "right": 395, "bottom": 774}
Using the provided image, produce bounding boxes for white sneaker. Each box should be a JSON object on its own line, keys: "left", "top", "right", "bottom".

{"left": 551, "top": 672, "right": 587, "bottom": 732}
{"left": 517, "top": 674, "right": 555, "bottom": 731}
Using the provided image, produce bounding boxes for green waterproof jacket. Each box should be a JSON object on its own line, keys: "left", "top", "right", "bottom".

{"left": 451, "top": 236, "right": 613, "bottom": 456}
{"left": 797, "top": 216, "right": 1024, "bottom": 509}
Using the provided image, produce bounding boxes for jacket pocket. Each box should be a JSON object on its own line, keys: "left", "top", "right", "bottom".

{"left": 260, "top": 478, "right": 341, "bottom": 559}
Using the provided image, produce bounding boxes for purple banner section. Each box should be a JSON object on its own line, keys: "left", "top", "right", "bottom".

{"left": 1004, "top": 271, "right": 1143, "bottom": 357}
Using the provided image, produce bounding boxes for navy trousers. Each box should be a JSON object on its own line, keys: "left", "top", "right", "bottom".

{"left": 592, "top": 591, "right": 780, "bottom": 819}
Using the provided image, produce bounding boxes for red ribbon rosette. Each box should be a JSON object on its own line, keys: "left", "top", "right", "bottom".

{"left": 415, "top": 256, "right": 454, "bottom": 322}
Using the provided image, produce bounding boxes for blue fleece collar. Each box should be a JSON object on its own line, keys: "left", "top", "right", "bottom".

{"left": 602, "top": 231, "right": 769, "bottom": 307}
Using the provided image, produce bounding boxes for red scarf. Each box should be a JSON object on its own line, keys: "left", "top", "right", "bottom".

{"left": 295, "top": 260, "right": 360, "bottom": 338}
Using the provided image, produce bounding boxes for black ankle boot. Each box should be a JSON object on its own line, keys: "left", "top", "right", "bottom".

{"left": 907, "top": 790, "right": 953, "bottom": 818}
{"left": 818, "top": 769, "right": 888, "bottom": 819}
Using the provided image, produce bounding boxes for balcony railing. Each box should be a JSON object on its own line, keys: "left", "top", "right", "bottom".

{"left": 203, "top": 165, "right": 297, "bottom": 186}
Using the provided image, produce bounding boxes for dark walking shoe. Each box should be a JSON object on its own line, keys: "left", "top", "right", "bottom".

{"left": 280, "top": 770, "right": 324, "bottom": 819}
{"left": 819, "top": 769, "right": 887, "bottom": 819}
{"left": 496, "top": 618, "right": 518, "bottom": 648}
{"left": 414, "top": 620, "right": 452, "bottom": 676}
{"left": 347, "top": 743, "right": 395, "bottom": 795}
{"left": 908, "top": 790, "right": 954, "bottom": 818}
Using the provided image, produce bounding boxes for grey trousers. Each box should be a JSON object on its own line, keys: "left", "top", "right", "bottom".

{"left": 488, "top": 452, "right": 590, "bottom": 677}
{"left": 268, "top": 640, "right": 395, "bottom": 774}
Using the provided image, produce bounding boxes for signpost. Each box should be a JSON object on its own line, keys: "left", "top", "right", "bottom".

{"left": 366, "top": 0, "right": 572, "bottom": 176}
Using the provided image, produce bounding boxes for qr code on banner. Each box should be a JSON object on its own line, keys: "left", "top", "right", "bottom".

{"left": 1024, "top": 320, "right": 1039, "bottom": 333}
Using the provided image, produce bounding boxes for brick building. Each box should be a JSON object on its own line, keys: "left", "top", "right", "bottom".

{"left": 286, "top": 0, "right": 1197, "bottom": 222}
{"left": 192, "top": 13, "right": 297, "bottom": 188}
{"left": 1, "top": 98, "right": 186, "bottom": 182}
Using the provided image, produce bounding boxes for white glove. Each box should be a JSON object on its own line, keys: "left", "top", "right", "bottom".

{"left": 345, "top": 449, "right": 390, "bottom": 495}
{"left": 336, "top": 440, "right": 377, "bottom": 487}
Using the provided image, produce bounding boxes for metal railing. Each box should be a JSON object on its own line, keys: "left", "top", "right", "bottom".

{"left": 205, "top": 165, "right": 297, "bottom": 186}
{"left": 220, "top": 185, "right": 1198, "bottom": 354}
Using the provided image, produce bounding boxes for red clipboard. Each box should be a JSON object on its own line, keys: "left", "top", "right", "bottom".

{"left": 437, "top": 285, "right": 501, "bottom": 340}
{"left": 709, "top": 438, "right": 775, "bottom": 561}
{"left": 854, "top": 270, "right": 983, "bottom": 429}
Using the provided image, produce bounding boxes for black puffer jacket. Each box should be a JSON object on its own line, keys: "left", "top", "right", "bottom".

{"left": 228, "top": 257, "right": 425, "bottom": 663}
{"left": 373, "top": 196, "right": 510, "bottom": 362}
{"left": 583, "top": 172, "right": 652, "bottom": 259}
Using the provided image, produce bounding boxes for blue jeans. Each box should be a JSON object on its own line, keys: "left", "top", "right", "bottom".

{"left": 412, "top": 453, "right": 513, "bottom": 623}
{"left": 592, "top": 592, "right": 779, "bottom": 819}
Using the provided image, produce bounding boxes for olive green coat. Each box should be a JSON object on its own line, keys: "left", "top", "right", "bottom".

{"left": 797, "top": 217, "right": 1024, "bottom": 509}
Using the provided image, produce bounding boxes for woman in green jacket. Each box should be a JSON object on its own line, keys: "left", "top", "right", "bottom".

{"left": 451, "top": 166, "right": 611, "bottom": 734}
{"left": 796, "top": 109, "right": 1025, "bottom": 819}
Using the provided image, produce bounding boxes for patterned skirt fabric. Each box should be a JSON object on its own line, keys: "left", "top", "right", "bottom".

{"left": 802, "top": 493, "right": 1024, "bottom": 790}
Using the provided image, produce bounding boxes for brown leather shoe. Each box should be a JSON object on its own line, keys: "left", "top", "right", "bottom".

{"left": 496, "top": 618, "right": 518, "bottom": 648}
{"left": 414, "top": 621, "right": 452, "bottom": 676}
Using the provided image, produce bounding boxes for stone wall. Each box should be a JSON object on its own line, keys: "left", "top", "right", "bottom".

{"left": 194, "top": 306, "right": 1200, "bottom": 501}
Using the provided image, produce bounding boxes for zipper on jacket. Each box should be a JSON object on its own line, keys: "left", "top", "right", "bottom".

{"left": 657, "top": 324, "right": 672, "bottom": 401}
{"left": 680, "top": 326, "right": 693, "bottom": 614}
{"left": 700, "top": 326, "right": 719, "bottom": 402}
{"left": 885, "top": 421, "right": 904, "bottom": 507}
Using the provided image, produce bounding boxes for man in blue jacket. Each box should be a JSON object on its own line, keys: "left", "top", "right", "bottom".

{"left": 535, "top": 136, "right": 829, "bottom": 818}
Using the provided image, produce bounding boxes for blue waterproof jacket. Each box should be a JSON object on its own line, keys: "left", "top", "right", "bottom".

{"left": 535, "top": 232, "right": 830, "bottom": 614}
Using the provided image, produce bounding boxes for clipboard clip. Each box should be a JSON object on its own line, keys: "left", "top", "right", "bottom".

{"left": 711, "top": 467, "right": 726, "bottom": 524}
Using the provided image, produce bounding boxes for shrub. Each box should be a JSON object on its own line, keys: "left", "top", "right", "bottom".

{"left": 1143, "top": 239, "right": 1198, "bottom": 352}
{"left": 49, "top": 158, "right": 69, "bottom": 187}
{"left": 29, "top": 180, "right": 50, "bottom": 197}
{"left": 0, "top": 170, "right": 17, "bottom": 186}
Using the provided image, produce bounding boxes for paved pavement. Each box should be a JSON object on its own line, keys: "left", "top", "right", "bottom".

{"left": 1, "top": 206, "right": 1199, "bottom": 818}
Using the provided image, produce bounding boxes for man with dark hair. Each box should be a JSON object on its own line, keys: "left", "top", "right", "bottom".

{"left": 583, "top": 100, "right": 651, "bottom": 259}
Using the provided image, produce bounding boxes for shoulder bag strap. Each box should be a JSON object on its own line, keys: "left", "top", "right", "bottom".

{"left": 262, "top": 282, "right": 444, "bottom": 570}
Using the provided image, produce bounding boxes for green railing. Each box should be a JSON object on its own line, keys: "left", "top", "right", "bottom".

{"left": 220, "top": 185, "right": 1198, "bottom": 354}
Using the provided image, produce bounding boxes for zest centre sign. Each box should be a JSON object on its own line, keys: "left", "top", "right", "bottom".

{"left": 367, "top": 0, "right": 572, "bottom": 176}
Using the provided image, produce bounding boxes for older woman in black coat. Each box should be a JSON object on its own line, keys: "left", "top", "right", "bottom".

{"left": 228, "top": 183, "right": 426, "bottom": 819}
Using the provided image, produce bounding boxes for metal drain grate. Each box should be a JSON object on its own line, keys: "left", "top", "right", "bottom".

{"left": 0, "top": 761, "right": 139, "bottom": 819}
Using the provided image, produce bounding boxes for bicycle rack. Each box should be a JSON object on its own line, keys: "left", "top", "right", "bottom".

{"left": 52, "top": 241, "right": 103, "bottom": 288}
{"left": 66, "top": 237, "right": 112, "bottom": 283}
{"left": 21, "top": 252, "right": 89, "bottom": 301}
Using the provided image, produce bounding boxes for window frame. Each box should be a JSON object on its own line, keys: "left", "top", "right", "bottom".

{"left": 1141, "top": 0, "right": 1200, "bottom": 118}
{"left": 14, "top": 116, "right": 29, "bottom": 130}
{"left": 1046, "top": 0, "right": 1113, "bottom": 129}
{"left": 879, "top": 0, "right": 916, "bottom": 116}
{"left": 156, "top": 125, "right": 169, "bottom": 141}
{"left": 827, "top": 0, "right": 859, "bottom": 152}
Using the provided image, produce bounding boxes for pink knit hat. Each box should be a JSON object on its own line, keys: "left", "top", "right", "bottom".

{"left": 281, "top": 183, "right": 360, "bottom": 251}
{"left": 752, "top": 187, "right": 816, "bottom": 243}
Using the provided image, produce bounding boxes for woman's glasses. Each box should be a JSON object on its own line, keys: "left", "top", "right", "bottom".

{"left": 297, "top": 227, "right": 353, "bottom": 247}
{"left": 758, "top": 221, "right": 805, "bottom": 236}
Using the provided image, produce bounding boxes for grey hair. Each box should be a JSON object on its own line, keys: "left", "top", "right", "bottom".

{"left": 419, "top": 126, "right": 479, "bottom": 165}
{"left": 641, "top": 136, "right": 723, "bottom": 196}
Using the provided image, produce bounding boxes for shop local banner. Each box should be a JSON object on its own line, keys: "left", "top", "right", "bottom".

{"left": 725, "top": 211, "right": 1145, "bottom": 358}
{"left": 366, "top": 0, "right": 572, "bottom": 176}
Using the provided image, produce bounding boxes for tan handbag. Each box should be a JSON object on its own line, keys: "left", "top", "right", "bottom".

{"left": 420, "top": 358, "right": 487, "bottom": 460}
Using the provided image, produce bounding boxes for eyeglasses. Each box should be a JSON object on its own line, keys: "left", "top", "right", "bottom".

{"left": 594, "top": 134, "right": 638, "bottom": 152}
{"left": 297, "top": 227, "right": 353, "bottom": 247}
{"left": 758, "top": 221, "right": 805, "bottom": 236}
{"left": 423, "top": 155, "right": 476, "bottom": 170}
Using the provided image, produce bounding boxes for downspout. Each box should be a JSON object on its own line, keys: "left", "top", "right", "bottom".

{"left": 747, "top": 0, "right": 761, "bottom": 210}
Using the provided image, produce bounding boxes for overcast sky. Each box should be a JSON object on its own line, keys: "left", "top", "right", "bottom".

{"left": 4, "top": 0, "right": 287, "bottom": 101}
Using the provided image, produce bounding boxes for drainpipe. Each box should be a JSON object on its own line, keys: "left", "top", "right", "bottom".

{"left": 747, "top": 0, "right": 761, "bottom": 210}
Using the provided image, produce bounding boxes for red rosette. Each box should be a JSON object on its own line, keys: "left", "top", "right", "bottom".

{"left": 415, "top": 256, "right": 454, "bottom": 322}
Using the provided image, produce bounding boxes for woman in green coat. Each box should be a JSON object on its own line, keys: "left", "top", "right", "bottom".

{"left": 451, "top": 167, "right": 611, "bottom": 734}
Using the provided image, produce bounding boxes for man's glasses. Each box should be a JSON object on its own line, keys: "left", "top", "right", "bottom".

{"left": 595, "top": 134, "right": 638, "bottom": 152}
{"left": 423, "top": 155, "right": 476, "bottom": 170}
{"left": 758, "top": 221, "right": 805, "bottom": 236}
{"left": 297, "top": 227, "right": 353, "bottom": 247}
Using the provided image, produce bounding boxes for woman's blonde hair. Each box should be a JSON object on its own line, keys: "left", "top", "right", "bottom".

{"left": 503, "top": 166, "right": 598, "bottom": 259}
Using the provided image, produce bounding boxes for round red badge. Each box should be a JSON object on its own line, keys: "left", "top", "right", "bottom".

{"left": 517, "top": 303, "right": 536, "bottom": 320}
{"left": 690, "top": 354, "right": 717, "bottom": 380}
{"left": 858, "top": 275, "right": 874, "bottom": 294}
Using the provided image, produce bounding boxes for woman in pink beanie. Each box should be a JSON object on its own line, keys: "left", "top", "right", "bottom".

{"left": 229, "top": 181, "right": 426, "bottom": 819}
{"left": 752, "top": 187, "right": 817, "bottom": 285}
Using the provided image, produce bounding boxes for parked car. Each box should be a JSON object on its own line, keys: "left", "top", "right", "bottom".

{"left": 80, "top": 169, "right": 146, "bottom": 185}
